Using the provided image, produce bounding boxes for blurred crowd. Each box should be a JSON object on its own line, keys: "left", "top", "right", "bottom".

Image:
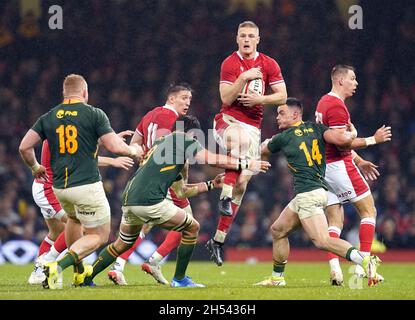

{"left": 0, "top": 0, "right": 414, "bottom": 253}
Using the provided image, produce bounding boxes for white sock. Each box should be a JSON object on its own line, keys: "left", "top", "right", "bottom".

{"left": 115, "top": 257, "right": 126, "bottom": 271}
{"left": 220, "top": 184, "right": 233, "bottom": 199}
{"left": 272, "top": 271, "right": 284, "bottom": 278}
{"left": 42, "top": 246, "right": 60, "bottom": 262}
{"left": 329, "top": 258, "right": 342, "bottom": 273}
{"left": 349, "top": 249, "right": 365, "bottom": 265}
{"left": 149, "top": 252, "right": 164, "bottom": 265}
{"left": 213, "top": 230, "right": 227, "bottom": 243}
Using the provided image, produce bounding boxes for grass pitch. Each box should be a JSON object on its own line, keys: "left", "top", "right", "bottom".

{"left": 0, "top": 262, "right": 414, "bottom": 300}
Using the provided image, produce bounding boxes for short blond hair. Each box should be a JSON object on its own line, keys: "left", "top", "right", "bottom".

{"left": 63, "top": 74, "right": 87, "bottom": 96}
{"left": 238, "top": 21, "right": 259, "bottom": 31}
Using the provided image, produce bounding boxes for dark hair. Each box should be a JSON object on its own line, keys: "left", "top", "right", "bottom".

{"left": 331, "top": 64, "right": 355, "bottom": 79}
{"left": 173, "top": 115, "right": 201, "bottom": 133}
{"left": 166, "top": 82, "right": 193, "bottom": 98}
{"left": 286, "top": 97, "right": 303, "bottom": 114}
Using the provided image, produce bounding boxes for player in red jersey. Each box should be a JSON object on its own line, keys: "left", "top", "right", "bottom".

{"left": 108, "top": 83, "right": 223, "bottom": 285}
{"left": 28, "top": 138, "right": 135, "bottom": 284}
{"left": 315, "top": 65, "right": 391, "bottom": 285}
{"left": 206, "top": 21, "right": 287, "bottom": 266}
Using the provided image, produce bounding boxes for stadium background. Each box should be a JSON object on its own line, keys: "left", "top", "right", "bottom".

{"left": 0, "top": 0, "right": 414, "bottom": 264}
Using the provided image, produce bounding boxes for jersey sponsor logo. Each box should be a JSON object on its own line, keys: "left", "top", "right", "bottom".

{"left": 78, "top": 210, "right": 96, "bottom": 216}
{"left": 56, "top": 110, "right": 78, "bottom": 119}
{"left": 294, "top": 129, "right": 303, "bottom": 136}
{"left": 337, "top": 190, "right": 352, "bottom": 198}
{"left": 303, "top": 128, "right": 314, "bottom": 133}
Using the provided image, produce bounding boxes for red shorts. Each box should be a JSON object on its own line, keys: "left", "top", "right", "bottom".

{"left": 325, "top": 157, "right": 371, "bottom": 206}
{"left": 32, "top": 181, "right": 65, "bottom": 220}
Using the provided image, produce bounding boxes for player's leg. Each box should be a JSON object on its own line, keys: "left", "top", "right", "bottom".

{"left": 43, "top": 182, "right": 112, "bottom": 289}
{"left": 326, "top": 201, "right": 345, "bottom": 285}
{"left": 213, "top": 114, "right": 250, "bottom": 216}
{"left": 351, "top": 194, "right": 379, "bottom": 278}
{"left": 301, "top": 211, "right": 381, "bottom": 287}
{"left": 29, "top": 181, "right": 67, "bottom": 284}
{"left": 254, "top": 204, "right": 301, "bottom": 286}
{"left": 207, "top": 172, "right": 250, "bottom": 266}
{"left": 141, "top": 205, "right": 192, "bottom": 285}
{"left": 157, "top": 205, "right": 203, "bottom": 287}
{"left": 86, "top": 217, "right": 143, "bottom": 286}
{"left": 108, "top": 223, "right": 152, "bottom": 284}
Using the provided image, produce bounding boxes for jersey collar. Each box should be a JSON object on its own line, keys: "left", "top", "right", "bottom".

{"left": 291, "top": 121, "right": 304, "bottom": 127}
{"left": 236, "top": 51, "right": 259, "bottom": 61}
{"left": 62, "top": 98, "right": 83, "bottom": 104}
{"left": 163, "top": 104, "right": 179, "bottom": 116}
{"left": 328, "top": 92, "right": 343, "bottom": 101}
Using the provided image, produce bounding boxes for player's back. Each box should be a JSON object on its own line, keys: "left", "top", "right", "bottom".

{"left": 315, "top": 93, "right": 352, "bottom": 162}
{"left": 268, "top": 121, "right": 328, "bottom": 195}
{"left": 122, "top": 132, "right": 201, "bottom": 206}
{"left": 137, "top": 106, "right": 178, "bottom": 151}
{"left": 32, "top": 102, "right": 113, "bottom": 189}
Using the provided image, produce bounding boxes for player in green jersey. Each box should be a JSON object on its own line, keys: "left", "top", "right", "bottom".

{"left": 254, "top": 98, "right": 389, "bottom": 287}
{"left": 19, "top": 74, "right": 143, "bottom": 289}
{"left": 82, "top": 115, "right": 271, "bottom": 287}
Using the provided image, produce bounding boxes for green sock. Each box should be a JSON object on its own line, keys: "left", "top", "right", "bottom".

{"left": 272, "top": 259, "right": 286, "bottom": 277}
{"left": 74, "top": 261, "right": 85, "bottom": 274}
{"left": 57, "top": 250, "right": 79, "bottom": 271}
{"left": 174, "top": 237, "right": 197, "bottom": 280}
{"left": 88, "top": 244, "right": 119, "bottom": 281}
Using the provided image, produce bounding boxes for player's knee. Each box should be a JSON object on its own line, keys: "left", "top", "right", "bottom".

{"left": 270, "top": 223, "right": 286, "bottom": 239}
{"left": 188, "top": 219, "right": 200, "bottom": 234}
{"left": 311, "top": 237, "right": 329, "bottom": 251}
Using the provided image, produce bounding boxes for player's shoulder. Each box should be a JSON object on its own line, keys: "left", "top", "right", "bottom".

{"left": 317, "top": 94, "right": 345, "bottom": 110}
{"left": 222, "top": 52, "right": 240, "bottom": 65}
{"left": 258, "top": 52, "right": 279, "bottom": 63}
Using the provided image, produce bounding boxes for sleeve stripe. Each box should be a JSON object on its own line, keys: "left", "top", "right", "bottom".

{"left": 220, "top": 80, "right": 234, "bottom": 85}
{"left": 135, "top": 129, "right": 143, "bottom": 136}
{"left": 269, "top": 80, "right": 285, "bottom": 85}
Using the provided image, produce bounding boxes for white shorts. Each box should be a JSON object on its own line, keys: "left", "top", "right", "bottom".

{"left": 32, "top": 181, "right": 65, "bottom": 220}
{"left": 213, "top": 113, "right": 261, "bottom": 160}
{"left": 288, "top": 188, "right": 328, "bottom": 220}
{"left": 325, "top": 158, "right": 371, "bottom": 206}
{"left": 53, "top": 181, "right": 111, "bottom": 228}
{"left": 121, "top": 198, "right": 182, "bottom": 226}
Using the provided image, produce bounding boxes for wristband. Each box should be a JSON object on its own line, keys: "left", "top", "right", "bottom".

{"left": 31, "top": 162, "right": 41, "bottom": 172}
{"left": 364, "top": 136, "right": 376, "bottom": 146}
{"left": 205, "top": 180, "right": 214, "bottom": 191}
{"left": 237, "top": 159, "right": 249, "bottom": 171}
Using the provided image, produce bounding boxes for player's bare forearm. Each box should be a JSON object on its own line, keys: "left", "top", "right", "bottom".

{"left": 19, "top": 129, "right": 42, "bottom": 168}
{"left": 220, "top": 79, "right": 246, "bottom": 106}
{"left": 262, "top": 91, "right": 287, "bottom": 106}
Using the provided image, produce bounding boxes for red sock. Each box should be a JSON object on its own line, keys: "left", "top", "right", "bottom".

{"left": 217, "top": 202, "right": 240, "bottom": 233}
{"left": 156, "top": 231, "right": 182, "bottom": 257}
{"left": 327, "top": 227, "right": 341, "bottom": 260}
{"left": 120, "top": 236, "right": 143, "bottom": 260}
{"left": 359, "top": 218, "right": 376, "bottom": 253}
{"left": 53, "top": 231, "right": 67, "bottom": 253}
{"left": 223, "top": 170, "right": 239, "bottom": 190}
{"left": 38, "top": 236, "right": 54, "bottom": 256}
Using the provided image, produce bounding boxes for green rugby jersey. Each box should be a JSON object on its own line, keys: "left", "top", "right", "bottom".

{"left": 268, "top": 121, "right": 329, "bottom": 194}
{"left": 122, "top": 132, "right": 203, "bottom": 206}
{"left": 32, "top": 100, "right": 113, "bottom": 189}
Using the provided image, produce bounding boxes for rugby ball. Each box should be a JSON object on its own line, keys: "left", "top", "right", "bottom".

{"left": 241, "top": 78, "right": 264, "bottom": 95}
